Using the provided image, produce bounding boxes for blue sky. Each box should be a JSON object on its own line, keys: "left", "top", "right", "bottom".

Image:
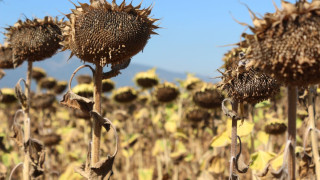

{"left": 0, "top": 0, "right": 297, "bottom": 78}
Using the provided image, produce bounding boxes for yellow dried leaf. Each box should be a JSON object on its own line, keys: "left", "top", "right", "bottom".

{"left": 270, "top": 153, "right": 283, "bottom": 171}
{"left": 250, "top": 151, "right": 276, "bottom": 170}
{"left": 257, "top": 131, "right": 269, "bottom": 146}
{"left": 226, "top": 119, "right": 254, "bottom": 137}
{"left": 210, "top": 131, "right": 231, "bottom": 148}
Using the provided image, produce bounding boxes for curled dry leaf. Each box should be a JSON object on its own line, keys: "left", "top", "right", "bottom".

{"left": 60, "top": 91, "right": 94, "bottom": 113}
{"left": 76, "top": 111, "right": 118, "bottom": 179}
{"left": 75, "top": 156, "right": 115, "bottom": 180}
{"left": 11, "top": 122, "right": 24, "bottom": 147}
{"left": 25, "top": 139, "right": 45, "bottom": 178}
{"left": 90, "top": 111, "right": 111, "bottom": 132}
{"left": 298, "top": 151, "right": 315, "bottom": 179}
{"left": 222, "top": 98, "right": 240, "bottom": 120}
{"left": 15, "top": 79, "right": 27, "bottom": 109}
{"left": 255, "top": 164, "right": 288, "bottom": 180}
{"left": 235, "top": 136, "right": 250, "bottom": 173}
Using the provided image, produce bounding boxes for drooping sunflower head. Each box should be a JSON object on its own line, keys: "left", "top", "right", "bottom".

{"left": 154, "top": 82, "right": 180, "bottom": 103}
{"left": 134, "top": 68, "right": 159, "bottom": 89}
{"left": 185, "top": 107, "right": 210, "bottom": 123}
{"left": 72, "top": 83, "right": 94, "bottom": 98}
{"left": 244, "top": 1, "right": 320, "bottom": 86}
{"left": 219, "top": 45, "right": 280, "bottom": 104}
{"left": 5, "top": 17, "right": 63, "bottom": 63}
{"left": 193, "top": 83, "right": 223, "bottom": 109}
{"left": 102, "top": 79, "right": 115, "bottom": 92}
{"left": 31, "top": 93, "right": 56, "bottom": 109}
{"left": 61, "top": 0, "right": 159, "bottom": 67}
{"left": 264, "top": 119, "right": 287, "bottom": 135}
{"left": 0, "top": 88, "right": 17, "bottom": 104}
{"left": 112, "top": 86, "right": 138, "bottom": 103}
{"left": 76, "top": 74, "right": 93, "bottom": 85}
{"left": 38, "top": 77, "right": 57, "bottom": 90}
{"left": 32, "top": 67, "right": 47, "bottom": 82}
{"left": 54, "top": 81, "right": 68, "bottom": 94}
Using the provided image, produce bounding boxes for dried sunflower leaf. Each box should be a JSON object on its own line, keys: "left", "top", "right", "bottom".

{"left": 222, "top": 98, "right": 240, "bottom": 120}
{"left": 90, "top": 111, "right": 110, "bottom": 132}
{"left": 25, "top": 139, "right": 45, "bottom": 178}
{"left": 11, "top": 123, "right": 24, "bottom": 147}
{"left": 15, "top": 79, "right": 27, "bottom": 109}
{"left": 235, "top": 136, "right": 250, "bottom": 173}
{"left": 75, "top": 156, "right": 115, "bottom": 180}
{"left": 90, "top": 155, "right": 115, "bottom": 179}
{"left": 60, "top": 91, "right": 94, "bottom": 113}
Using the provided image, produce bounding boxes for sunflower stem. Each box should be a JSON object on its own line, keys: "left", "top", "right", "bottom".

{"left": 23, "top": 60, "right": 32, "bottom": 180}
{"left": 307, "top": 85, "right": 320, "bottom": 180}
{"left": 287, "top": 85, "right": 297, "bottom": 180}
{"left": 230, "top": 100, "right": 238, "bottom": 176}
{"left": 91, "top": 64, "right": 103, "bottom": 165}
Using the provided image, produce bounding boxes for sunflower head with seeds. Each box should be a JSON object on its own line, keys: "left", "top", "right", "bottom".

{"left": 219, "top": 44, "right": 279, "bottom": 104}
{"left": 5, "top": 17, "right": 63, "bottom": 63}
{"left": 61, "top": 0, "right": 159, "bottom": 67}
{"left": 244, "top": 1, "right": 320, "bottom": 86}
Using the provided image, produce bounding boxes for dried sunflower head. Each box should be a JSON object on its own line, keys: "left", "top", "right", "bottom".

{"left": 102, "top": 79, "right": 115, "bottom": 93}
{"left": 0, "top": 88, "right": 17, "bottom": 104}
{"left": 31, "top": 93, "right": 56, "bottom": 109}
{"left": 112, "top": 86, "right": 137, "bottom": 103}
{"left": 54, "top": 81, "right": 68, "bottom": 94}
{"left": 0, "top": 43, "right": 23, "bottom": 69}
{"left": 5, "top": 17, "right": 63, "bottom": 62}
{"left": 40, "top": 133, "right": 61, "bottom": 147}
{"left": 185, "top": 107, "right": 210, "bottom": 123}
{"left": 134, "top": 68, "right": 159, "bottom": 89}
{"left": 76, "top": 74, "right": 93, "bottom": 85}
{"left": 184, "top": 73, "right": 202, "bottom": 91}
{"left": 72, "top": 83, "right": 94, "bottom": 98}
{"left": 38, "top": 77, "right": 57, "bottom": 90}
{"left": 61, "top": 0, "right": 159, "bottom": 67}
{"left": 264, "top": 119, "right": 287, "bottom": 135}
{"left": 31, "top": 67, "right": 47, "bottom": 82}
{"left": 219, "top": 46, "right": 280, "bottom": 104}
{"left": 244, "top": 1, "right": 320, "bottom": 86}
{"left": 193, "top": 83, "right": 223, "bottom": 109}
{"left": 154, "top": 82, "right": 180, "bottom": 103}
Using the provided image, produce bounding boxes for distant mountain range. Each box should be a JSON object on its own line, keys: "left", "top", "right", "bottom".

{"left": 0, "top": 51, "right": 216, "bottom": 89}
